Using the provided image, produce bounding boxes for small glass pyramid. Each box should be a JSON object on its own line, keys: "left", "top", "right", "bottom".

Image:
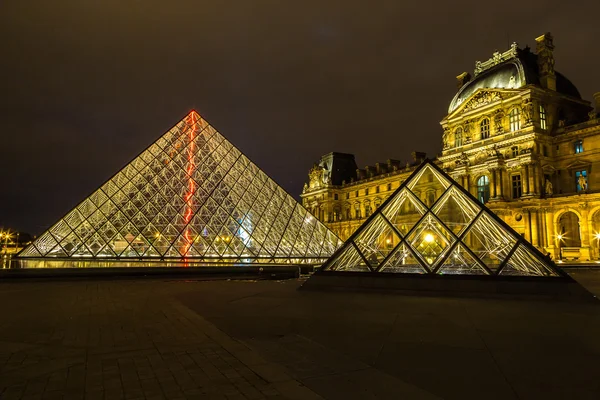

{"left": 18, "top": 111, "right": 343, "bottom": 264}
{"left": 322, "top": 161, "right": 562, "bottom": 277}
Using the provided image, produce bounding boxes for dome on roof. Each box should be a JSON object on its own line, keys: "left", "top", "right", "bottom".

{"left": 448, "top": 47, "right": 582, "bottom": 113}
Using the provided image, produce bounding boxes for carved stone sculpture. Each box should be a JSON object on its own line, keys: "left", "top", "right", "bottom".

{"left": 462, "top": 91, "right": 503, "bottom": 112}
{"left": 578, "top": 174, "right": 588, "bottom": 191}
{"left": 545, "top": 179, "right": 553, "bottom": 196}
{"left": 522, "top": 99, "right": 533, "bottom": 125}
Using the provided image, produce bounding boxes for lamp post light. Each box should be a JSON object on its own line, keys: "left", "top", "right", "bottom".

{"left": 0, "top": 232, "right": 9, "bottom": 256}
{"left": 557, "top": 234, "right": 564, "bottom": 262}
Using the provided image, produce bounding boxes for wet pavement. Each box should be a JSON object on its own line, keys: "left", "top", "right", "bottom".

{"left": 0, "top": 270, "right": 599, "bottom": 399}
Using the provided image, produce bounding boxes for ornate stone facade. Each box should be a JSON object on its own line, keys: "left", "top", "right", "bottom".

{"left": 301, "top": 33, "right": 600, "bottom": 262}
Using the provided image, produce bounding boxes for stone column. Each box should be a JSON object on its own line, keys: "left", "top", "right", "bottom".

{"left": 580, "top": 205, "right": 591, "bottom": 260}
{"left": 529, "top": 209, "right": 539, "bottom": 247}
{"left": 546, "top": 209, "right": 560, "bottom": 259}
{"left": 531, "top": 164, "right": 538, "bottom": 195}
{"left": 491, "top": 169, "right": 497, "bottom": 198}
{"left": 498, "top": 169, "right": 504, "bottom": 199}
{"left": 530, "top": 164, "right": 536, "bottom": 195}
{"left": 524, "top": 164, "right": 531, "bottom": 195}
{"left": 581, "top": 206, "right": 590, "bottom": 247}
{"left": 540, "top": 208, "right": 547, "bottom": 248}
{"left": 523, "top": 209, "right": 531, "bottom": 242}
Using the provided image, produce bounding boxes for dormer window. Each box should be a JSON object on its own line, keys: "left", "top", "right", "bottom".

{"left": 455, "top": 128, "right": 463, "bottom": 147}
{"left": 480, "top": 118, "right": 490, "bottom": 139}
{"left": 509, "top": 108, "right": 521, "bottom": 132}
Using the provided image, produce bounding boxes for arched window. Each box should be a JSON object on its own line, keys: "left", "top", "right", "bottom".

{"left": 354, "top": 203, "right": 361, "bottom": 219}
{"left": 558, "top": 211, "right": 581, "bottom": 248}
{"left": 454, "top": 128, "right": 463, "bottom": 147}
{"left": 477, "top": 175, "right": 490, "bottom": 204}
{"left": 509, "top": 108, "right": 521, "bottom": 132}
{"left": 480, "top": 119, "right": 490, "bottom": 139}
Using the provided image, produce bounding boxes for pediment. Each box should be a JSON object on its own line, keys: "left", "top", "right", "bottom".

{"left": 565, "top": 159, "right": 592, "bottom": 170}
{"left": 448, "top": 88, "right": 519, "bottom": 117}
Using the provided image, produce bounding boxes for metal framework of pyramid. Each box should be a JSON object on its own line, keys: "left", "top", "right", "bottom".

{"left": 322, "top": 160, "right": 564, "bottom": 277}
{"left": 18, "top": 111, "right": 342, "bottom": 264}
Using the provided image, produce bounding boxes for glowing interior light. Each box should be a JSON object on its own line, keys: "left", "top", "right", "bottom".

{"left": 182, "top": 112, "right": 197, "bottom": 257}
{"left": 424, "top": 233, "right": 434, "bottom": 243}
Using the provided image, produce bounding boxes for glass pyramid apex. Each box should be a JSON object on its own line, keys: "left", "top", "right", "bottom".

{"left": 18, "top": 111, "right": 343, "bottom": 264}
{"left": 322, "top": 160, "right": 564, "bottom": 277}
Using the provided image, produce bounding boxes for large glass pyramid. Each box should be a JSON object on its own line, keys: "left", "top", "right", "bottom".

{"left": 18, "top": 111, "right": 342, "bottom": 264}
{"left": 322, "top": 161, "right": 563, "bottom": 277}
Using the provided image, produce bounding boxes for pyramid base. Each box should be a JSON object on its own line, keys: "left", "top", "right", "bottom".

{"left": 0, "top": 265, "right": 314, "bottom": 280}
{"left": 299, "top": 271, "right": 597, "bottom": 303}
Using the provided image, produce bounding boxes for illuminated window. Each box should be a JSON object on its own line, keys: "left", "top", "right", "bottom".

{"left": 477, "top": 175, "right": 490, "bottom": 204}
{"left": 539, "top": 105, "right": 547, "bottom": 130}
{"left": 387, "top": 183, "right": 392, "bottom": 191}
{"left": 512, "top": 175, "right": 522, "bottom": 198}
{"left": 576, "top": 170, "right": 587, "bottom": 192}
{"left": 365, "top": 188, "right": 369, "bottom": 195}
{"left": 509, "top": 108, "right": 521, "bottom": 132}
{"left": 354, "top": 204, "right": 361, "bottom": 219}
{"left": 365, "top": 204, "right": 372, "bottom": 218}
{"left": 511, "top": 146, "right": 519, "bottom": 157}
{"left": 376, "top": 186, "right": 380, "bottom": 193}
{"left": 574, "top": 140, "right": 583, "bottom": 154}
{"left": 480, "top": 119, "right": 490, "bottom": 139}
{"left": 455, "top": 128, "right": 463, "bottom": 147}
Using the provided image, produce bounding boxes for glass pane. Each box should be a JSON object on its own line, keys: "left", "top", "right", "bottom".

{"left": 499, "top": 244, "right": 558, "bottom": 277}
{"left": 379, "top": 242, "right": 427, "bottom": 274}
{"left": 437, "top": 243, "right": 488, "bottom": 275}
{"left": 406, "top": 164, "right": 451, "bottom": 206}
{"left": 461, "top": 213, "right": 517, "bottom": 272}
{"left": 353, "top": 214, "right": 400, "bottom": 268}
{"left": 381, "top": 188, "right": 427, "bottom": 236}
{"left": 432, "top": 186, "right": 480, "bottom": 236}
{"left": 324, "top": 243, "right": 371, "bottom": 272}
{"left": 406, "top": 213, "right": 455, "bottom": 267}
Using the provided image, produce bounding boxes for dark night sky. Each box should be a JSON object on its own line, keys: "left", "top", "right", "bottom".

{"left": 1, "top": 1, "right": 599, "bottom": 235}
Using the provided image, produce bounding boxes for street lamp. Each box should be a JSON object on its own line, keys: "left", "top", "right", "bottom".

{"left": 557, "top": 233, "right": 564, "bottom": 262}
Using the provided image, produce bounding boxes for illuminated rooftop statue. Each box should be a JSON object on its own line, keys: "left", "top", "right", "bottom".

{"left": 19, "top": 111, "right": 342, "bottom": 263}
{"left": 322, "top": 160, "right": 561, "bottom": 276}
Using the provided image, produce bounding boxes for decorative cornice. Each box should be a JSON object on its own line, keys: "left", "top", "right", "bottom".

{"left": 474, "top": 42, "right": 519, "bottom": 76}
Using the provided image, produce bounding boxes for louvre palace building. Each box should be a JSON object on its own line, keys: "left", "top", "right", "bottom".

{"left": 301, "top": 33, "right": 600, "bottom": 262}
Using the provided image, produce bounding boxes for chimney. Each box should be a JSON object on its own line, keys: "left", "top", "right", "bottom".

{"left": 535, "top": 33, "right": 556, "bottom": 91}
{"left": 456, "top": 72, "right": 471, "bottom": 89}
{"left": 412, "top": 152, "right": 427, "bottom": 164}
{"left": 590, "top": 92, "right": 600, "bottom": 120}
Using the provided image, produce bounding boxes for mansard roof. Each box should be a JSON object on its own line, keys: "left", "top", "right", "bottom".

{"left": 448, "top": 45, "right": 581, "bottom": 114}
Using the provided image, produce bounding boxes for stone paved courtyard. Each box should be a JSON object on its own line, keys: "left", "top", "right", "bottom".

{"left": 1, "top": 270, "right": 600, "bottom": 399}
